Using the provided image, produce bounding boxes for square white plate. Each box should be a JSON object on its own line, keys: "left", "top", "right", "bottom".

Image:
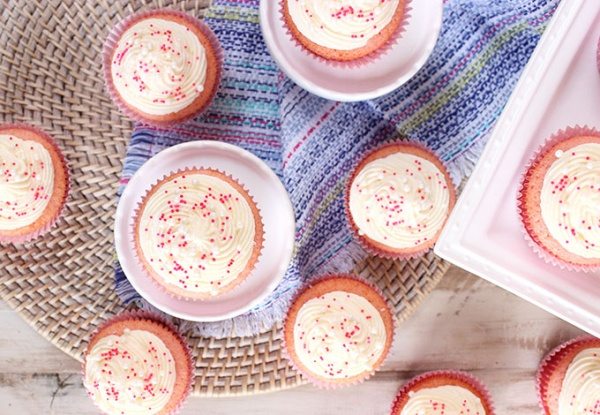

{"left": 435, "top": 0, "right": 600, "bottom": 336}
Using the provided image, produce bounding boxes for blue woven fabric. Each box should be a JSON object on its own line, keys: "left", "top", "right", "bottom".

{"left": 115, "top": 0, "right": 559, "bottom": 337}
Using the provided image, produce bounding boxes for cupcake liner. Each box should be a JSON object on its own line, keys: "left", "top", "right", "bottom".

{"left": 281, "top": 273, "right": 397, "bottom": 389}
{"left": 82, "top": 310, "right": 195, "bottom": 415}
{"left": 130, "top": 167, "right": 265, "bottom": 301}
{"left": 0, "top": 123, "right": 70, "bottom": 244}
{"left": 536, "top": 335, "right": 599, "bottom": 415}
{"left": 344, "top": 139, "right": 457, "bottom": 260}
{"left": 102, "top": 9, "right": 223, "bottom": 127}
{"left": 279, "top": 0, "right": 413, "bottom": 68}
{"left": 516, "top": 125, "right": 600, "bottom": 272}
{"left": 390, "top": 370, "right": 496, "bottom": 415}
{"left": 596, "top": 35, "right": 600, "bottom": 76}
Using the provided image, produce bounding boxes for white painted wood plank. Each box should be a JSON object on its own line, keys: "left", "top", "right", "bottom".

{"left": 0, "top": 268, "right": 582, "bottom": 374}
{"left": 0, "top": 369, "right": 541, "bottom": 415}
{"left": 0, "top": 312, "right": 81, "bottom": 374}
{"left": 384, "top": 267, "right": 583, "bottom": 372}
{"left": 0, "top": 266, "right": 585, "bottom": 413}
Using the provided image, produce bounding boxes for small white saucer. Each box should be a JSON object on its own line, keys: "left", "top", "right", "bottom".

{"left": 259, "top": 0, "right": 443, "bottom": 102}
{"left": 114, "top": 141, "right": 295, "bottom": 322}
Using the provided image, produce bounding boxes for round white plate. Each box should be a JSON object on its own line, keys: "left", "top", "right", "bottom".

{"left": 260, "top": 0, "right": 444, "bottom": 101}
{"left": 114, "top": 141, "right": 295, "bottom": 322}
{"left": 259, "top": 0, "right": 443, "bottom": 102}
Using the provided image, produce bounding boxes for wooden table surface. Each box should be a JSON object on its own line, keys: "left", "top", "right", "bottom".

{"left": 0, "top": 266, "right": 583, "bottom": 414}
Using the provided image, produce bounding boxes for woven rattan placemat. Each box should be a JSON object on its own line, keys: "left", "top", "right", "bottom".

{"left": 0, "top": 0, "right": 450, "bottom": 396}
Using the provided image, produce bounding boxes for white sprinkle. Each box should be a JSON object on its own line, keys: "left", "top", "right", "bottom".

{"left": 555, "top": 150, "right": 564, "bottom": 158}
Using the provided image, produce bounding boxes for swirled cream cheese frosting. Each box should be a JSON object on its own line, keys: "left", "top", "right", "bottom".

{"left": 136, "top": 170, "right": 262, "bottom": 298}
{"left": 349, "top": 150, "right": 451, "bottom": 249}
{"left": 400, "top": 385, "right": 486, "bottom": 415}
{"left": 540, "top": 143, "right": 600, "bottom": 259}
{"left": 110, "top": 17, "right": 208, "bottom": 116}
{"left": 293, "top": 290, "right": 387, "bottom": 379}
{"left": 557, "top": 348, "right": 600, "bottom": 414}
{"left": 84, "top": 329, "right": 176, "bottom": 415}
{"left": 287, "top": 0, "right": 401, "bottom": 50}
{"left": 0, "top": 134, "right": 54, "bottom": 230}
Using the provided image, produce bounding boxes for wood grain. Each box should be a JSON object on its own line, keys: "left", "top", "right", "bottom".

{"left": 0, "top": 266, "right": 584, "bottom": 414}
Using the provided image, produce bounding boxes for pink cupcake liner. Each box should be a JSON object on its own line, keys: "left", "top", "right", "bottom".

{"left": 130, "top": 166, "right": 265, "bottom": 301}
{"left": 279, "top": 0, "right": 413, "bottom": 68}
{"left": 516, "top": 125, "right": 600, "bottom": 272}
{"left": 596, "top": 35, "right": 600, "bottom": 76}
{"left": 281, "top": 273, "right": 397, "bottom": 389}
{"left": 0, "top": 123, "right": 70, "bottom": 244}
{"left": 536, "top": 335, "right": 599, "bottom": 415}
{"left": 102, "top": 9, "right": 223, "bottom": 127}
{"left": 82, "top": 310, "right": 195, "bottom": 415}
{"left": 345, "top": 139, "right": 457, "bottom": 260}
{"left": 390, "top": 370, "right": 496, "bottom": 415}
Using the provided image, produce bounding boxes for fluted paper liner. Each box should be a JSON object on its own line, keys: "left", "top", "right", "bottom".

{"left": 130, "top": 167, "right": 265, "bottom": 301}
{"left": 102, "top": 9, "right": 223, "bottom": 127}
{"left": 390, "top": 370, "right": 496, "bottom": 415}
{"left": 536, "top": 335, "right": 600, "bottom": 415}
{"left": 596, "top": 35, "right": 600, "bottom": 76}
{"left": 279, "top": 0, "right": 413, "bottom": 68}
{"left": 82, "top": 310, "right": 194, "bottom": 415}
{"left": 517, "top": 125, "right": 600, "bottom": 272}
{"left": 0, "top": 123, "right": 70, "bottom": 244}
{"left": 282, "top": 274, "right": 396, "bottom": 389}
{"left": 345, "top": 140, "right": 457, "bottom": 260}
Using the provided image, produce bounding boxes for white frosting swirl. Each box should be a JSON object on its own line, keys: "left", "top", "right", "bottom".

{"left": 138, "top": 172, "right": 258, "bottom": 296}
{"left": 400, "top": 385, "right": 487, "bottom": 415}
{"left": 541, "top": 143, "right": 600, "bottom": 259}
{"left": 111, "top": 17, "right": 207, "bottom": 115}
{"left": 288, "top": 0, "right": 401, "bottom": 50}
{"left": 0, "top": 134, "right": 54, "bottom": 230}
{"left": 84, "top": 329, "right": 176, "bottom": 415}
{"left": 293, "top": 291, "right": 387, "bottom": 379}
{"left": 558, "top": 347, "right": 600, "bottom": 414}
{"left": 349, "top": 151, "right": 451, "bottom": 249}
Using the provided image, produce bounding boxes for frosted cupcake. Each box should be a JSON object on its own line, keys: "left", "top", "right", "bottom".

{"left": 134, "top": 168, "right": 264, "bottom": 300}
{"left": 537, "top": 336, "right": 600, "bottom": 415}
{"left": 0, "top": 124, "right": 69, "bottom": 243}
{"left": 391, "top": 371, "right": 495, "bottom": 415}
{"left": 346, "top": 142, "right": 456, "bottom": 258}
{"left": 103, "top": 10, "right": 221, "bottom": 126}
{"left": 283, "top": 275, "right": 394, "bottom": 388}
{"left": 281, "top": 0, "right": 409, "bottom": 63}
{"left": 518, "top": 127, "right": 600, "bottom": 270}
{"left": 83, "top": 312, "right": 193, "bottom": 415}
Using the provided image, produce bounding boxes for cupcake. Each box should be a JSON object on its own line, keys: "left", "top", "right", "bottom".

{"left": 134, "top": 168, "right": 264, "bottom": 300}
{"left": 391, "top": 371, "right": 495, "bottom": 415}
{"left": 346, "top": 142, "right": 456, "bottom": 259}
{"left": 537, "top": 336, "right": 600, "bottom": 415}
{"left": 0, "top": 124, "right": 69, "bottom": 243}
{"left": 283, "top": 275, "right": 394, "bottom": 388}
{"left": 83, "top": 312, "right": 193, "bottom": 415}
{"left": 518, "top": 127, "right": 600, "bottom": 270}
{"left": 281, "top": 0, "right": 409, "bottom": 63}
{"left": 103, "top": 10, "right": 221, "bottom": 126}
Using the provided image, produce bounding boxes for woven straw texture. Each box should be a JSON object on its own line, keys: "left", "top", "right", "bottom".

{"left": 0, "top": 0, "right": 449, "bottom": 396}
